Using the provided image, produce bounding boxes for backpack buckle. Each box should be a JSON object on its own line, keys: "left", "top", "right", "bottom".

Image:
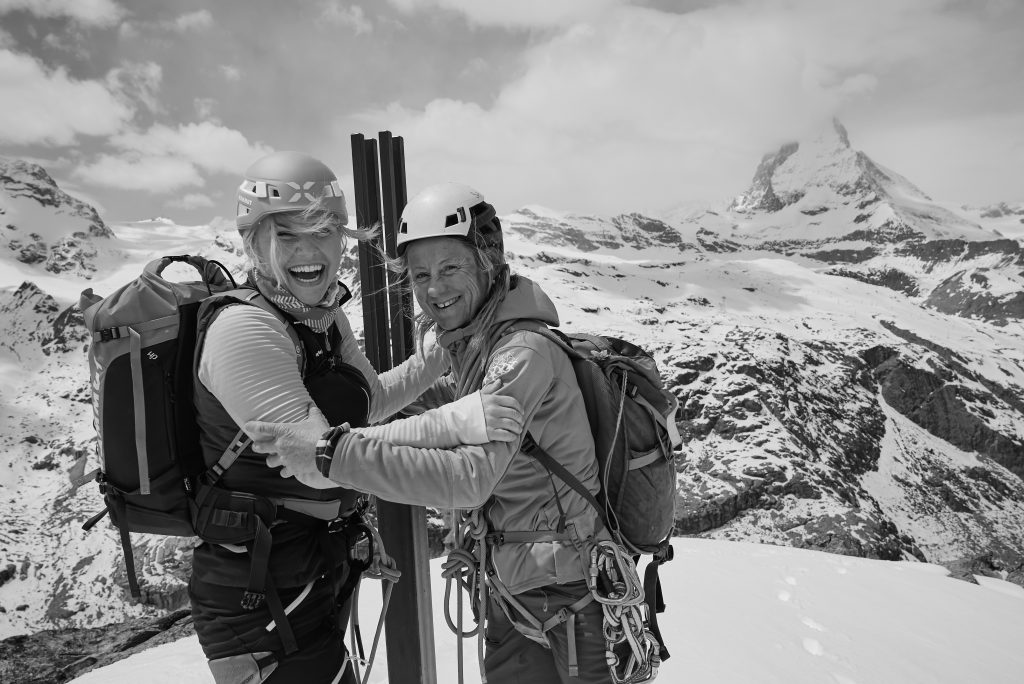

{"left": 654, "top": 542, "right": 674, "bottom": 563}
{"left": 241, "top": 591, "right": 265, "bottom": 610}
{"left": 98, "top": 327, "right": 122, "bottom": 342}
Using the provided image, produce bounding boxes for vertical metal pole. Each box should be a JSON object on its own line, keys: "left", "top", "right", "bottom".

{"left": 351, "top": 134, "right": 390, "bottom": 372}
{"left": 391, "top": 136, "right": 415, "bottom": 352}
{"left": 378, "top": 131, "right": 414, "bottom": 360}
{"left": 351, "top": 131, "right": 437, "bottom": 684}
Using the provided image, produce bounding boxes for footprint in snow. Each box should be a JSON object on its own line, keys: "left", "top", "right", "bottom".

{"left": 802, "top": 637, "right": 825, "bottom": 656}
{"left": 801, "top": 617, "right": 825, "bottom": 631}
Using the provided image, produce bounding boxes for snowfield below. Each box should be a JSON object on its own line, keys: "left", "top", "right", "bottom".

{"left": 71, "top": 538, "right": 1024, "bottom": 684}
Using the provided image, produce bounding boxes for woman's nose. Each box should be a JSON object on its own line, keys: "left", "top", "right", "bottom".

{"left": 293, "top": 239, "right": 317, "bottom": 255}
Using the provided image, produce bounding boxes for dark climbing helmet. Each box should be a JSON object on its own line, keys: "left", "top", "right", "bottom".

{"left": 236, "top": 151, "right": 348, "bottom": 232}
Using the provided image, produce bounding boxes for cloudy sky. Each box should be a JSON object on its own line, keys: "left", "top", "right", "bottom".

{"left": 1, "top": 0, "right": 1022, "bottom": 224}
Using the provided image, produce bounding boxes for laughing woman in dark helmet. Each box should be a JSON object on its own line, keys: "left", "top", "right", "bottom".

{"left": 191, "top": 155, "right": 523, "bottom": 684}
{"left": 247, "top": 183, "right": 619, "bottom": 683}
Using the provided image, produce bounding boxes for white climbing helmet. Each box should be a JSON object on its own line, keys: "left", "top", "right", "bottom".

{"left": 236, "top": 151, "right": 348, "bottom": 232}
{"left": 396, "top": 182, "right": 501, "bottom": 256}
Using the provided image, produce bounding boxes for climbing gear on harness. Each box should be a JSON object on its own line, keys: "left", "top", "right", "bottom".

{"left": 589, "top": 540, "right": 661, "bottom": 684}
{"left": 344, "top": 503, "right": 401, "bottom": 684}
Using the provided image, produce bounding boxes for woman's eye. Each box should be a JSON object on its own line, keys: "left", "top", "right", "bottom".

{"left": 412, "top": 272, "right": 430, "bottom": 283}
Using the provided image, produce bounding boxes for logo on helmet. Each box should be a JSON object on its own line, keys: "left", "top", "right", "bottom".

{"left": 285, "top": 181, "right": 319, "bottom": 203}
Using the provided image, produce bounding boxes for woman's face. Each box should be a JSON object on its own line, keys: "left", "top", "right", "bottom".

{"left": 255, "top": 215, "right": 343, "bottom": 306}
{"left": 406, "top": 237, "right": 491, "bottom": 331}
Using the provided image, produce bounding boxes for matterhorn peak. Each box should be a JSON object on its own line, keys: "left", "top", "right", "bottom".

{"left": 729, "top": 118, "right": 928, "bottom": 213}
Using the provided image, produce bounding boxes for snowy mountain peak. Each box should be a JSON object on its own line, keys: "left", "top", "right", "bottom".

{"left": 0, "top": 156, "right": 114, "bottom": 278}
{"left": 0, "top": 157, "right": 110, "bottom": 237}
{"left": 730, "top": 118, "right": 930, "bottom": 214}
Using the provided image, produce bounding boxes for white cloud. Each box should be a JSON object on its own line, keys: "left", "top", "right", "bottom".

{"left": 108, "top": 121, "right": 272, "bottom": 175}
{"left": 0, "top": 0, "right": 125, "bottom": 27}
{"left": 167, "top": 192, "right": 215, "bottom": 210}
{"left": 68, "top": 121, "right": 270, "bottom": 194}
{"left": 350, "top": 0, "right": 1024, "bottom": 212}
{"left": 0, "top": 49, "right": 133, "bottom": 145}
{"left": 219, "top": 65, "right": 240, "bottom": 82}
{"left": 106, "top": 61, "right": 162, "bottom": 113}
{"left": 320, "top": 2, "right": 372, "bottom": 34}
{"left": 193, "top": 98, "right": 218, "bottom": 122}
{"left": 385, "top": 0, "right": 622, "bottom": 28}
{"left": 167, "top": 9, "right": 213, "bottom": 32}
{"left": 72, "top": 154, "right": 200, "bottom": 192}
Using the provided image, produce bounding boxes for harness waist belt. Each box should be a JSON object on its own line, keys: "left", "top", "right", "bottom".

{"left": 273, "top": 497, "right": 349, "bottom": 520}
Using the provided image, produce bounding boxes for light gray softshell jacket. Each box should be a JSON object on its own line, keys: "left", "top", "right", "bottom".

{"left": 326, "top": 276, "right": 603, "bottom": 594}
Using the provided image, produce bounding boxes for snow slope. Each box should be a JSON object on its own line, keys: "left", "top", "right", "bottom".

{"left": 70, "top": 538, "right": 1024, "bottom": 684}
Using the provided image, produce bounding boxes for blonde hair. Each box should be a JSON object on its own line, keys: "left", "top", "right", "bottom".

{"left": 242, "top": 196, "right": 376, "bottom": 287}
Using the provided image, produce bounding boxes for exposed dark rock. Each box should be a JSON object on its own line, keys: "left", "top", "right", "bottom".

{"left": 925, "top": 269, "right": 1024, "bottom": 324}
{"left": 870, "top": 352, "right": 1024, "bottom": 480}
{"left": 803, "top": 247, "right": 879, "bottom": 264}
{"left": 826, "top": 267, "right": 920, "bottom": 296}
{"left": 0, "top": 609, "right": 194, "bottom": 684}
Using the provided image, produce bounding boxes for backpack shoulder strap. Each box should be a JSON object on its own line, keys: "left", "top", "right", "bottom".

{"left": 502, "top": 321, "right": 583, "bottom": 360}
{"left": 221, "top": 289, "right": 305, "bottom": 373}
{"left": 521, "top": 432, "right": 608, "bottom": 535}
{"left": 197, "top": 288, "right": 306, "bottom": 480}
{"left": 502, "top": 321, "right": 604, "bottom": 521}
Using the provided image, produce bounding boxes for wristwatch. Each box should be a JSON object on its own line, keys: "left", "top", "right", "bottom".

{"left": 315, "top": 424, "right": 349, "bottom": 477}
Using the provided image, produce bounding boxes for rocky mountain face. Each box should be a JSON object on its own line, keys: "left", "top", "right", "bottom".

{"left": 1, "top": 125, "right": 1023, "bottom": 677}
{"left": 0, "top": 157, "right": 112, "bottom": 277}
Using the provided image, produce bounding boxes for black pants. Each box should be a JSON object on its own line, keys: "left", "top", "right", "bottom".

{"left": 485, "top": 581, "right": 611, "bottom": 684}
{"left": 189, "top": 515, "right": 362, "bottom": 684}
{"left": 191, "top": 570, "right": 358, "bottom": 684}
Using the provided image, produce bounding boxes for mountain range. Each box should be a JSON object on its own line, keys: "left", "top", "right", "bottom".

{"left": 1, "top": 119, "right": 1022, "bottom": 680}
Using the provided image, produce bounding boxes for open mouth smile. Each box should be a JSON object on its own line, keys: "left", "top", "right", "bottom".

{"left": 289, "top": 264, "right": 325, "bottom": 283}
{"left": 435, "top": 296, "right": 460, "bottom": 310}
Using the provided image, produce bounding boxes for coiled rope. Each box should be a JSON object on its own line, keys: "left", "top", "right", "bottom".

{"left": 441, "top": 509, "right": 490, "bottom": 684}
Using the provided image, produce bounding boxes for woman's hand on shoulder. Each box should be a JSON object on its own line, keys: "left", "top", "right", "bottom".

{"left": 480, "top": 378, "right": 524, "bottom": 443}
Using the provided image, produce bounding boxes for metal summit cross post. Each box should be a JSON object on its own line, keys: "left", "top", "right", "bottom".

{"left": 351, "top": 131, "right": 437, "bottom": 684}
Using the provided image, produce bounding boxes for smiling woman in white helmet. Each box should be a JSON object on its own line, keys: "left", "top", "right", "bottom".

{"left": 189, "top": 156, "right": 525, "bottom": 684}
{"left": 248, "top": 182, "right": 613, "bottom": 683}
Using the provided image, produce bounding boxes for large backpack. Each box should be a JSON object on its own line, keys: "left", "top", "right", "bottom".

{"left": 515, "top": 326, "right": 681, "bottom": 657}
{"left": 78, "top": 255, "right": 310, "bottom": 598}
